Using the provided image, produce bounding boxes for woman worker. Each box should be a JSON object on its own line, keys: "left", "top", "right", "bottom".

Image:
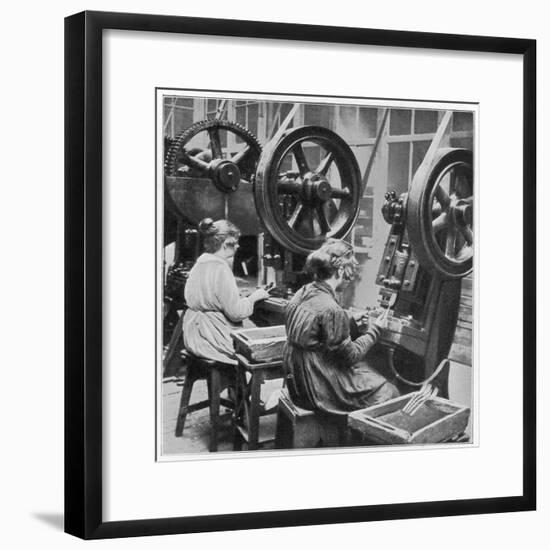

{"left": 283, "top": 239, "right": 399, "bottom": 415}
{"left": 182, "top": 218, "right": 270, "bottom": 365}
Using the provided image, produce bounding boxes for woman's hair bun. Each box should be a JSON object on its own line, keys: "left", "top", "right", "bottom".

{"left": 198, "top": 217, "right": 216, "bottom": 235}
{"left": 304, "top": 238, "right": 358, "bottom": 281}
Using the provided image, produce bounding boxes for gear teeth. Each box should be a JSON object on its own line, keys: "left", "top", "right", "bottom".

{"left": 164, "top": 118, "right": 262, "bottom": 177}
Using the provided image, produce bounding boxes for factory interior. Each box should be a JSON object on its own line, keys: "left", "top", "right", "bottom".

{"left": 160, "top": 96, "right": 474, "bottom": 455}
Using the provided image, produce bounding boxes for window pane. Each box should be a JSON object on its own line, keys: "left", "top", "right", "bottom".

{"left": 339, "top": 105, "right": 357, "bottom": 141}
{"left": 304, "top": 104, "right": 330, "bottom": 127}
{"left": 218, "top": 129, "right": 228, "bottom": 149}
{"left": 268, "top": 102, "right": 296, "bottom": 134}
{"left": 452, "top": 111, "right": 474, "bottom": 131}
{"left": 450, "top": 136, "right": 473, "bottom": 150}
{"left": 412, "top": 140, "right": 431, "bottom": 176}
{"left": 358, "top": 108, "right": 378, "bottom": 138}
{"left": 357, "top": 197, "right": 374, "bottom": 239}
{"left": 247, "top": 103, "right": 259, "bottom": 137}
{"left": 207, "top": 99, "right": 217, "bottom": 113}
{"left": 174, "top": 108, "right": 193, "bottom": 135}
{"left": 354, "top": 145, "right": 373, "bottom": 178}
{"left": 388, "top": 142, "right": 410, "bottom": 194}
{"left": 280, "top": 103, "right": 295, "bottom": 129}
{"left": 390, "top": 109, "right": 412, "bottom": 135}
{"left": 165, "top": 96, "right": 193, "bottom": 109}
{"left": 414, "top": 110, "right": 439, "bottom": 134}
{"left": 235, "top": 105, "right": 246, "bottom": 143}
{"left": 163, "top": 104, "right": 172, "bottom": 127}
{"left": 304, "top": 145, "right": 321, "bottom": 171}
{"left": 279, "top": 154, "right": 293, "bottom": 173}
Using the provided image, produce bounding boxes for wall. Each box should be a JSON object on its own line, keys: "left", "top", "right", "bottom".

{"left": 0, "top": 1, "right": 546, "bottom": 549}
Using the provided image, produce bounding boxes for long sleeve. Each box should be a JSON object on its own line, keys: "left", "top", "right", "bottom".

{"left": 320, "top": 307, "right": 380, "bottom": 369}
{"left": 214, "top": 263, "right": 254, "bottom": 322}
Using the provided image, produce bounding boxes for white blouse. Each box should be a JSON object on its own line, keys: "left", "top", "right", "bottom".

{"left": 182, "top": 253, "right": 254, "bottom": 364}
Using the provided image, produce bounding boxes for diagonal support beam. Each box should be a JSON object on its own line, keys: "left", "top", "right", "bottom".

{"left": 267, "top": 104, "right": 282, "bottom": 137}
{"left": 271, "top": 103, "right": 300, "bottom": 142}
{"left": 214, "top": 99, "right": 227, "bottom": 119}
{"left": 361, "top": 108, "right": 390, "bottom": 195}
{"left": 416, "top": 110, "right": 454, "bottom": 175}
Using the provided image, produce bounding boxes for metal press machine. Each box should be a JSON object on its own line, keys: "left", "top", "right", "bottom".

{"left": 162, "top": 112, "right": 473, "bottom": 396}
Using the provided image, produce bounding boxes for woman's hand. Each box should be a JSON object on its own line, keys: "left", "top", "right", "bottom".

{"left": 373, "top": 311, "right": 389, "bottom": 330}
{"left": 355, "top": 314, "right": 371, "bottom": 334}
{"left": 250, "top": 288, "right": 271, "bottom": 303}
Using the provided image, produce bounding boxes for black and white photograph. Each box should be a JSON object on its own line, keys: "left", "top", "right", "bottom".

{"left": 158, "top": 93, "right": 475, "bottom": 457}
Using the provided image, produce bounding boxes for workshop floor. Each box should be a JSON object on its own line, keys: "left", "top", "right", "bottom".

{"left": 161, "top": 376, "right": 236, "bottom": 455}
{"left": 161, "top": 376, "right": 281, "bottom": 455}
{"left": 161, "top": 362, "right": 472, "bottom": 456}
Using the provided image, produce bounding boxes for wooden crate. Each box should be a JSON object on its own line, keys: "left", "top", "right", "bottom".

{"left": 231, "top": 325, "right": 287, "bottom": 363}
{"left": 348, "top": 394, "right": 470, "bottom": 445}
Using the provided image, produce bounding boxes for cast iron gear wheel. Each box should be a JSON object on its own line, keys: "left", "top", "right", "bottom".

{"left": 164, "top": 118, "right": 262, "bottom": 183}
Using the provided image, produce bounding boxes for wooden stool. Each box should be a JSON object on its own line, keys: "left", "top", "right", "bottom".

{"left": 233, "top": 353, "right": 284, "bottom": 451}
{"left": 275, "top": 389, "right": 348, "bottom": 449}
{"left": 175, "top": 350, "right": 237, "bottom": 452}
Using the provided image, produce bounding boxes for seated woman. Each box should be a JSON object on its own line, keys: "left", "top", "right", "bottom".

{"left": 182, "top": 218, "right": 270, "bottom": 365}
{"left": 283, "top": 239, "right": 399, "bottom": 415}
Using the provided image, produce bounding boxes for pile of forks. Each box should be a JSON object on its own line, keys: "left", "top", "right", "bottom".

{"left": 402, "top": 384, "right": 439, "bottom": 416}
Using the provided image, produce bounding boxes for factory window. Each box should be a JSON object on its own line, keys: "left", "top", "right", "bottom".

{"left": 235, "top": 101, "right": 260, "bottom": 143}
{"left": 267, "top": 102, "right": 295, "bottom": 136}
{"left": 388, "top": 142, "right": 410, "bottom": 195}
{"left": 452, "top": 111, "right": 474, "bottom": 132}
{"left": 304, "top": 146, "right": 322, "bottom": 172}
{"left": 387, "top": 109, "right": 474, "bottom": 195}
{"left": 163, "top": 96, "right": 194, "bottom": 138}
{"left": 414, "top": 110, "right": 439, "bottom": 134}
{"left": 354, "top": 191, "right": 374, "bottom": 247}
{"left": 389, "top": 109, "right": 412, "bottom": 135}
{"left": 204, "top": 99, "right": 229, "bottom": 148}
{"left": 359, "top": 108, "right": 378, "bottom": 138}
{"left": 339, "top": 105, "right": 358, "bottom": 141}
{"left": 338, "top": 106, "right": 378, "bottom": 142}
{"left": 412, "top": 140, "right": 431, "bottom": 175}
{"left": 304, "top": 103, "right": 331, "bottom": 128}
{"left": 206, "top": 99, "right": 228, "bottom": 120}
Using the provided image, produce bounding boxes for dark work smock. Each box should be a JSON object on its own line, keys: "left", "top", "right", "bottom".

{"left": 284, "top": 281, "right": 398, "bottom": 415}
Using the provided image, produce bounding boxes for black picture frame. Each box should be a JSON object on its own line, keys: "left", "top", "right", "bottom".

{"left": 65, "top": 10, "right": 536, "bottom": 540}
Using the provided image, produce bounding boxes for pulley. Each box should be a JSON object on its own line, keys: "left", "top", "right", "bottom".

{"left": 406, "top": 148, "right": 473, "bottom": 279}
{"left": 254, "top": 126, "right": 362, "bottom": 255}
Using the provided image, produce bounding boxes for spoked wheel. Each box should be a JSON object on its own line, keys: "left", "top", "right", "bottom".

{"left": 164, "top": 119, "right": 262, "bottom": 191}
{"left": 407, "top": 148, "right": 474, "bottom": 279}
{"left": 254, "top": 126, "right": 362, "bottom": 255}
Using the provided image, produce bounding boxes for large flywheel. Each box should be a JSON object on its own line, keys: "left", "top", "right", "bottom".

{"left": 254, "top": 126, "right": 362, "bottom": 255}
{"left": 407, "top": 148, "right": 474, "bottom": 279}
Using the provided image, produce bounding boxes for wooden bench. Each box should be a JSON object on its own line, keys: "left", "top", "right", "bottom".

{"left": 275, "top": 389, "right": 348, "bottom": 449}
